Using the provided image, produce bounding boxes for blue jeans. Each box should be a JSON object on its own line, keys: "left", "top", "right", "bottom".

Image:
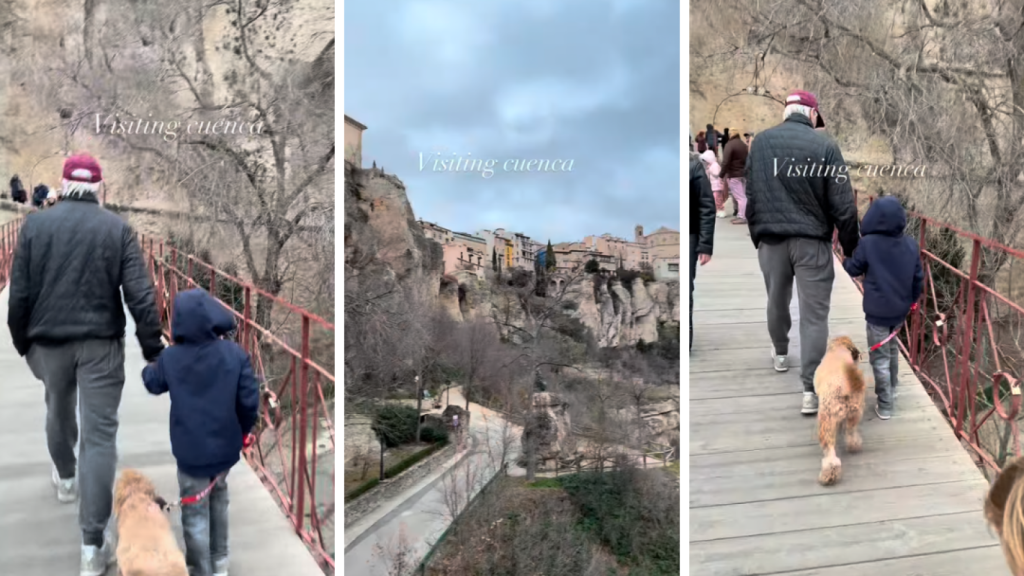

{"left": 178, "top": 469, "right": 230, "bottom": 576}
{"left": 866, "top": 322, "right": 900, "bottom": 409}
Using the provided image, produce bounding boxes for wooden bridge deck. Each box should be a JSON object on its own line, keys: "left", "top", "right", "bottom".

{"left": 0, "top": 287, "right": 323, "bottom": 575}
{"left": 689, "top": 220, "right": 1006, "bottom": 575}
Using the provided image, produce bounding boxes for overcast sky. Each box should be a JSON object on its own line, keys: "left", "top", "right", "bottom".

{"left": 345, "top": 0, "right": 679, "bottom": 244}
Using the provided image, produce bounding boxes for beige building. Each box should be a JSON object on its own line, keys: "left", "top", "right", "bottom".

{"left": 419, "top": 220, "right": 454, "bottom": 244}
{"left": 478, "top": 228, "right": 538, "bottom": 270}
{"left": 578, "top": 224, "right": 680, "bottom": 272}
{"left": 344, "top": 115, "right": 367, "bottom": 167}
{"left": 418, "top": 220, "right": 488, "bottom": 278}
{"left": 443, "top": 232, "right": 488, "bottom": 278}
{"left": 653, "top": 256, "right": 681, "bottom": 281}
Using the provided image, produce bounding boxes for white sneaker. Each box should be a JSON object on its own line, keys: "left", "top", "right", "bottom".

{"left": 80, "top": 542, "right": 114, "bottom": 576}
{"left": 52, "top": 465, "right": 78, "bottom": 503}
{"left": 772, "top": 350, "right": 789, "bottom": 372}
{"left": 214, "top": 557, "right": 230, "bottom": 576}
{"left": 716, "top": 211, "right": 726, "bottom": 218}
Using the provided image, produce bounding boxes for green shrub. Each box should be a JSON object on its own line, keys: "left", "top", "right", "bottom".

{"left": 560, "top": 471, "right": 680, "bottom": 575}
{"left": 385, "top": 440, "right": 449, "bottom": 478}
{"left": 420, "top": 425, "right": 450, "bottom": 444}
{"left": 371, "top": 403, "right": 419, "bottom": 448}
{"left": 344, "top": 477, "right": 380, "bottom": 503}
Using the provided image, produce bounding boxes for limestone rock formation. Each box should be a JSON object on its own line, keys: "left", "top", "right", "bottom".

{"left": 344, "top": 162, "right": 443, "bottom": 308}
{"left": 521, "top": 392, "right": 576, "bottom": 464}
{"left": 561, "top": 276, "right": 680, "bottom": 348}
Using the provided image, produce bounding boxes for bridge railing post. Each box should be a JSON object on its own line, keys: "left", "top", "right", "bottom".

{"left": 294, "top": 315, "right": 311, "bottom": 534}
{"left": 243, "top": 286, "right": 252, "bottom": 355}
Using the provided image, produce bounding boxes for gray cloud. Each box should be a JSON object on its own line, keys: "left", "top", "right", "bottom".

{"left": 345, "top": 0, "right": 679, "bottom": 243}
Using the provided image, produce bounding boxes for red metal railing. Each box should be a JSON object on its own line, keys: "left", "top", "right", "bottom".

{"left": 833, "top": 191, "right": 1024, "bottom": 476}
{"left": 0, "top": 216, "right": 335, "bottom": 572}
{"left": 139, "top": 234, "right": 336, "bottom": 572}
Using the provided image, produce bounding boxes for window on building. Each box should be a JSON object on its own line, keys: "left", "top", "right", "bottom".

{"left": 668, "top": 263, "right": 679, "bottom": 272}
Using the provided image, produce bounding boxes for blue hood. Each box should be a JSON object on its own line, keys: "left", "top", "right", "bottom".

{"left": 861, "top": 196, "right": 907, "bottom": 237}
{"left": 171, "top": 288, "right": 236, "bottom": 344}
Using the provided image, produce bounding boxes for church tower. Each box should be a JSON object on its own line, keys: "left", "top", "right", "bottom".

{"left": 634, "top": 224, "right": 644, "bottom": 243}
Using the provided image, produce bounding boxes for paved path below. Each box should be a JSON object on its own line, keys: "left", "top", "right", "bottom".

{"left": 0, "top": 287, "right": 323, "bottom": 575}
{"left": 344, "top": 388, "right": 516, "bottom": 575}
{"left": 689, "top": 219, "right": 1005, "bottom": 575}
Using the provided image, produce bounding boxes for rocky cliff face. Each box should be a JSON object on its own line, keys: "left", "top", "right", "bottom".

{"left": 344, "top": 162, "right": 443, "bottom": 308}
{"left": 565, "top": 276, "right": 679, "bottom": 348}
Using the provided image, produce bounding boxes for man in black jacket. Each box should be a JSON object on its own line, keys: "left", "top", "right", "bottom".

{"left": 7, "top": 153, "right": 164, "bottom": 575}
{"left": 690, "top": 151, "right": 716, "bottom": 351}
{"left": 744, "top": 91, "right": 859, "bottom": 415}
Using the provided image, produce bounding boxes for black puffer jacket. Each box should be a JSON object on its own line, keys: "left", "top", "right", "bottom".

{"left": 8, "top": 194, "right": 164, "bottom": 360}
{"left": 689, "top": 152, "right": 715, "bottom": 255}
{"left": 744, "top": 114, "right": 859, "bottom": 257}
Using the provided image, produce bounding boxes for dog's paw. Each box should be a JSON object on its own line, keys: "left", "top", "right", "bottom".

{"left": 819, "top": 457, "right": 842, "bottom": 486}
{"left": 846, "top": 432, "right": 863, "bottom": 453}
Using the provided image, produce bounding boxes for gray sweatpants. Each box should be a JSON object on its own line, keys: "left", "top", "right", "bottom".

{"left": 757, "top": 238, "right": 835, "bottom": 393}
{"left": 866, "top": 322, "right": 900, "bottom": 409}
{"left": 27, "top": 339, "right": 125, "bottom": 547}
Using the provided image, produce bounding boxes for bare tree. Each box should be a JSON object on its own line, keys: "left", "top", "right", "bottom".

{"left": 693, "top": 0, "right": 1024, "bottom": 279}
{"left": 23, "top": 0, "right": 335, "bottom": 328}
{"left": 372, "top": 522, "right": 418, "bottom": 576}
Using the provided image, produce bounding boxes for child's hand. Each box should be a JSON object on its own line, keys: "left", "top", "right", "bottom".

{"left": 242, "top": 433, "right": 256, "bottom": 450}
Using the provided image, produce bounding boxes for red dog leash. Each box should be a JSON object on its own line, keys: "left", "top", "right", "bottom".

{"left": 869, "top": 303, "right": 919, "bottom": 353}
{"left": 164, "top": 433, "right": 256, "bottom": 510}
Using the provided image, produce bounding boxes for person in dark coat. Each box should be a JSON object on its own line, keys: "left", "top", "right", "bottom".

{"left": 143, "top": 288, "right": 259, "bottom": 576}
{"left": 706, "top": 123, "right": 718, "bottom": 155}
{"left": 32, "top": 183, "right": 49, "bottom": 208}
{"left": 842, "top": 196, "right": 923, "bottom": 420}
{"left": 7, "top": 153, "right": 164, "bottom": 574}
{"left": 744, "top": 90, "right": 859, "bottom": 415}
{"left": 690, "top": 151, "right": 716, "bottom": 351}
{"left": 10, "top": 174, "right": 26, "bottom": 203}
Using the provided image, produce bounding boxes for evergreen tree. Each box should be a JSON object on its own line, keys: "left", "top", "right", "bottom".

{"left": 545, "top": 240, "right": 556, "bottom": 271}
{"left": 492, "top": 248, "right": 498, "bottom": 272}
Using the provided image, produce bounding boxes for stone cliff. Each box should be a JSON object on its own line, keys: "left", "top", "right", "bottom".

{"left": 565, "top": 276, "right": 679, "bottom": 348}
{"left": 344, "top": 162, "right": 443, "bottom": 308}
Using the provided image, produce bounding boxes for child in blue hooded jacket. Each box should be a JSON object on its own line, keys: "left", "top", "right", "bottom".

{"left": 143, "top": 288, "right": 259, "bottom": 576}
{"left": 842, "top": 196, "right": 924, "bottom": 421}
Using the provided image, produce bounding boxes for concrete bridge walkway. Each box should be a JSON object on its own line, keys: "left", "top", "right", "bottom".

{"left": 0, "top": 286, "right": 323, "bottom": 575}
{"left": 689, "top": 219, "right": 1006, "bottom": 575}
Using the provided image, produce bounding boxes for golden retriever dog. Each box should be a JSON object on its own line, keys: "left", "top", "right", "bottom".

{"left": 814, "top": 335, "right": 866, "bottom": 486}
{"left": 113, "top": 469, "right": 188, "bottom": 576}
{"left": 985, "top": 456, "right": 1024, "bottom": 575}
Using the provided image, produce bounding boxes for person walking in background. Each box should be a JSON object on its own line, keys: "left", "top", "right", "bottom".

{"left": 10, "top": 174, "right": 26, "bottom": 204}
{"left": 696, "top": 130, "right": 708, "bottom": 153}
{"left": 7, "top": 152, "right": 165, "bottom": 575}
{"left": 143, "top": 288, "right": 259, "bottom": 576}
{"left": 744, "top": 90, "right": 860, "bottom": 415}
{"left": 721, "top": 129, "right": 750, "bottom": 224}
{"left": 32, "top": 183, "right": 49, "bottom": 209}
{"left": 841, "top": 196, "right": 923, "bottom": 420}
{"left": 706, "top": 123, "right": 719, "bottom": 156}
{"left": 700, "top": 149, "right": 727, "bottom": 217}
{"left": 690, "top": 150, "right": 716, "bottom": 351}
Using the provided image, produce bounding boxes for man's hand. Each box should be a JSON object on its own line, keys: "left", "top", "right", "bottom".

{"left": 698, "top": 253, "right": 711, "bottom": 266}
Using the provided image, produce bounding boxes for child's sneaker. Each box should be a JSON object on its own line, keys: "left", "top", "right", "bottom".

{"left": 52, "top": 465, "right": 77, "bottom": 503}
{"left": 79, "top": 536, "right": 115, "bottom": 576}
{"left": 875, "top": 404, "right": 892, "bottom": 420}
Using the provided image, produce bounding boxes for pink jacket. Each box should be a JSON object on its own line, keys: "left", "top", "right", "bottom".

{"left": 700, "top": 150, "right": 723, "bottom": 191}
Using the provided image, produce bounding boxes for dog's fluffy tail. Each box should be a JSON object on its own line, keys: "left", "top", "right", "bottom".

{"left": 844, "top": 362, "right": 865, "bottom": 395}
